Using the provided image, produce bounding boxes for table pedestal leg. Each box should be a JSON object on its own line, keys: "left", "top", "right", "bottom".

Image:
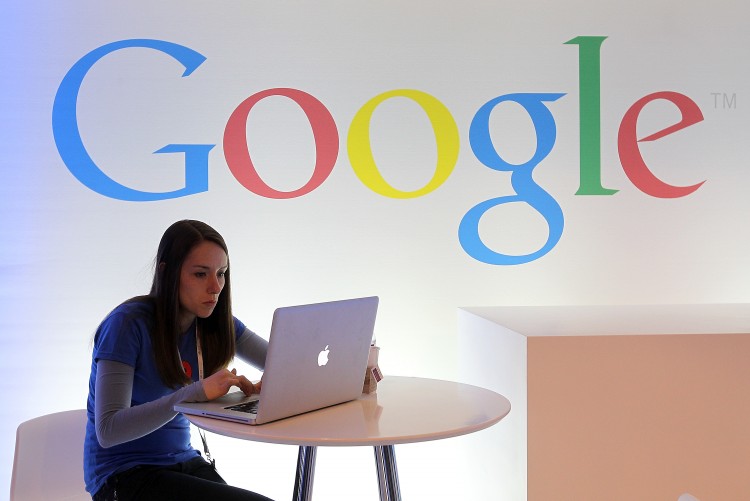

{"left": 374, "top": 445, "right": 402, "bottom": 501}
{"left": 293, "top": 445, "right": 317, "bottom": 501}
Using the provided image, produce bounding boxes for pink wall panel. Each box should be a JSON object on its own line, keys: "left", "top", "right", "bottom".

{"left": 528, "top": 334, "right": 750, "bottom": 501}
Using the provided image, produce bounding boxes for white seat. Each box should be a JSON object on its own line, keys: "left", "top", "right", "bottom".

{"left": 10, "top": 409, "right": 89, "bottom": 501}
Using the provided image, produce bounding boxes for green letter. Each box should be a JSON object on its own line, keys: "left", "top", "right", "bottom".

{"left": 565, "top": 36, "right": 618, "bottom": 195}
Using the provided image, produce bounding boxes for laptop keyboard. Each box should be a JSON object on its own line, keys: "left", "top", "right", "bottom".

{"left": 225, "top": 400, "right": 259, "bottom": 414}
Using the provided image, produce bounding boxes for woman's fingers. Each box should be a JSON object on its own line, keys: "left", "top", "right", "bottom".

{"left": 203, "top": 369, "right": 239, "bottom": 399}
{"left": 237, "top": 375, "right": 259, "bottom": 396}
{"left": 205, "top": 368, "right": 262, "bottom": 400}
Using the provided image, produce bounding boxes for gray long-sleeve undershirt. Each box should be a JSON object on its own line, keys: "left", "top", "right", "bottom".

{"left": 94, "top": 328, "right": 268, "bottom": 448}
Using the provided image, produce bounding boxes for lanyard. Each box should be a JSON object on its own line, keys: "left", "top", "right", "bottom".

{"left": 195, "top": 323, "right": 204, "bottom": 381}
{"left": 188, "top": 322, "right": 214, "bottom": 467}
{"left": 178, "top": 322, "right": 204, "bottom": 381}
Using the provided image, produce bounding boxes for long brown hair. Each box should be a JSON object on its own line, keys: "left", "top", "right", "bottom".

{"left": 139, "top": 220, "right": 236, "bottom": 388}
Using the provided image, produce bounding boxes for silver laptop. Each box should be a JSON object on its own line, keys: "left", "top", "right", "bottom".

{"left": 175, "top": 296, "right": 378, "bottom": 425}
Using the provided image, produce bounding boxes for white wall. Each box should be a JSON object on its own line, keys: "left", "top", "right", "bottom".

{"left": 2, "top": 1, "right": 749, "bottom": 498}
{"left": 458, "top": 309, "right": 528, "bottom": 500}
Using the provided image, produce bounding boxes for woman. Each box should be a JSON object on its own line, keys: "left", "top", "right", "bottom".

{"left": 84, "top": 220, "right": 274, "bottom": 501}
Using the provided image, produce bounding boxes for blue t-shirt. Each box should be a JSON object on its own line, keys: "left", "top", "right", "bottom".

{"left": 83, "top": 300, "right": 246, "bottom": 495}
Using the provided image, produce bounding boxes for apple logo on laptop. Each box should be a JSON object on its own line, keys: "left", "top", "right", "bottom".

{"left": 317, "top": 345, "right": 330, "bottom": 366}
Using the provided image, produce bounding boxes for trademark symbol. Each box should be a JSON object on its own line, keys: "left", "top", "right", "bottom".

{"left": 710, "top": 92, "right": 737, "bottom": 109}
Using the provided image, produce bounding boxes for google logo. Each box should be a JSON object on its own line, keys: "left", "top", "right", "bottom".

{"left": 52, "top": 37, "right": 705, "bottom": 265}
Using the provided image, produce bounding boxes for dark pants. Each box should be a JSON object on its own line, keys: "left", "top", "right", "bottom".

{"left": 92, "top": 457, "right": 274, "bottom": 501}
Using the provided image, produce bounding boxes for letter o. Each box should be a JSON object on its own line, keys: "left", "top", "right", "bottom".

{"left": 223, "top": 88, "right": 339, "bottom": 199}
{"left": 347, "top": 89, "right": 459, "bottom": 199}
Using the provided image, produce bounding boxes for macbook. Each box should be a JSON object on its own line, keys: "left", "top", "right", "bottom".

{"left": 175, "top": 296, "right": 378, "bottom": 425}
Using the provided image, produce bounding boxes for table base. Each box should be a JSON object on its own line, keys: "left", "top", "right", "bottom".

{"left": 292, "top": 445, "right": 402, "bottom": 501}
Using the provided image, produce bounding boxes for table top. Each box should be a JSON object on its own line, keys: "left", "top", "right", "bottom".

{"left": 186, "top": 376, "right": 511, "bottom": 447}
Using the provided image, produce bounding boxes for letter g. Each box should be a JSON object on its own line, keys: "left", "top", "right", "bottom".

{"left": 52, "top": 39, "right": 212, "bottom": 201}
{"left": 460, "top": 93, "right": 565, "bottom": 265}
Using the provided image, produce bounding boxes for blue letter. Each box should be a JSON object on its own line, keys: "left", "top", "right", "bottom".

{"left": 460, "top": 93, "right": 565, "bottom": 265}
{"left": 52, "top": 39, "right": 213, "bottom": 201}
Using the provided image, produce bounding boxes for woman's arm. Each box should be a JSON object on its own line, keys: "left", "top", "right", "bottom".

{"left": 94, "top": 359, "right": 206, "bottom": 448}
{"left": 95, "top": 359, "right": 252, "bottom": 448}
{"left": 235, "top": 328, "right": 268, "bottom": 370}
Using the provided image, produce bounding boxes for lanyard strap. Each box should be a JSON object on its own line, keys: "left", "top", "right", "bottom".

{"left": 195, "top": 324, "right": 204, "bottom": 381}
{"left": 186, "top": 322, "right": 214, "bottom": 468}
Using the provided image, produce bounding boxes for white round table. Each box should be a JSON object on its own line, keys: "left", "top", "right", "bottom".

{"left": 186, "top": 376, "right": 511, "bottom": 501}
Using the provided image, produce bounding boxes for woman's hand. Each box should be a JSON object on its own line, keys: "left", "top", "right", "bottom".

{"left": 237, "top": 374, "right": 261, "bottom": 396}
{"left": 202, "top": 368, "right": 261, "bottom": 400}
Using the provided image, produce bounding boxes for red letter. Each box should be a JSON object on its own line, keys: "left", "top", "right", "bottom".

{"left": 618, "top": 91, "right": 705, "bottom": 198}
{"left": 223, "top": 88, "right": 338, "bottom": 199}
